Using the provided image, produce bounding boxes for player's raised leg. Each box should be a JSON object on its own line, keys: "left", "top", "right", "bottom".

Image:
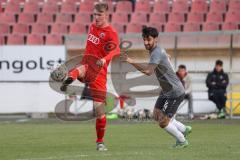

{"left": 60, "top": 65, "right": 87, "bottom": 91}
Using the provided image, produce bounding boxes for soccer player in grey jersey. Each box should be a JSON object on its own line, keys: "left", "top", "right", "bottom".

{"left": 123, "top": 27, "right": 192, "bottom": 148}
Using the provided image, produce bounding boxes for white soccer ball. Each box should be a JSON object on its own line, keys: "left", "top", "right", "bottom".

{"left": 50, "top": 65, "right": 67, "bottom": 82}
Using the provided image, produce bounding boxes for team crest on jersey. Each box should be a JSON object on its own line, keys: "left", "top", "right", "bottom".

{"left": 99, "top": 32, "right": 105, "bottom": 38}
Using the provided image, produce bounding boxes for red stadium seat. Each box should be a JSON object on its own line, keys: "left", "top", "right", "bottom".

{"left": 165, "top": 22, "right": 181, "bottom": 32}
{"left": 228, "top": 0, "right": 240, "bottom": 12}
{"left": 172, "top": 0, "right": 189, "bottom": 13}
{"left": 111, "top": 12, "right": 129, "bottom": 24}
{"left": 115, "top": 1, "right": 133, "bottom": 14}
{"left": 45, "top": 34, "right": 63, "bottom": 45}
{"left": 27, "top": 34, "right": 44, "bottom": 45}
{"left": 206, "top": 11, "right": 223, "bottom": 23}
{"left": 202, "top": 22, "right": 219, "bottom": 31}
{"left": 4, "top": 2, "right": 21, "bottom": 13}
{"left": 107, "top": 2, "right": 114, "bottom": 13}
{"left": 37, "top": 13, "right": 54, "bottom": 24}
{"left": 149, "top": 12, "right": 167, "bottom": 24}
{"left": 222, "top": 22, "right": 239, "bottom": 31}
{"left": 168, "top": 12, "right": 185, "bottom": 24}
{"left": 47, "top": 0, "right": 63, "bottom": 4}
{"left": 69, "top": 23, "right": 87, "bottom": 35}
{"left": 0, "top": 0, "right": 7, "bottom": 4}
{"left": 183, "top": 22, "right": 201, "bottom": 32}
{"left": 225, "top": 11, "right": 240, "bottom": 23}
{"left": 12, "top": 23, "right": 30, "bottom": 35}
{"left": 130, "top": 12, "right": 147, "bottom": 24}
{"left": 0, "top": 13, "right": 16, "bottom": 24}
{"left": 0, "top": 35, "right": 5, "bottom": 45}
{"left": 135, "top": 0, "right": 151, "bottom": 13}
{"left": 55, "top": 13, "right": 73, "bottom": 24}
{"left": 209, "top": 0, "right": 227, "bottom": 12}
{"left": 7, "top": 34, "right": 25, "bottom": 45}
{"left": 31, "top": 23, "right": 49, "bottom": 35}
{"left": 79, "top": 0, "right": 97, "bottom": 3}
{"left": 60, "top": 2, "right": 77, "bottom": 14}
{"left": 126, "top": 23, "right": 143, "bottom": 33}
{"left": 148, "top": 22, "right": 163, "bottom": 32}
{"left": 23, "top": 2, "right": 40, "bottom": 14}
{"left": 18, "top": 13, "right": 35, "bottom": 24}
{"left": 42, "top": 2, "right": 59, "bottom": 14}
{"left": 187, "top": 12, "right": 204, "bottom": 23}
{"left": 27, "top": 0, "right": 45, "bottom": 3}
{"left": 8, "top": 0, "right": 25, "bottom": 4}
{"left": 51, "top": 23, "right": 69, "bottom": 35}
{"left": 74, "top": 12, "right": 92, "bottom": 25}
{"left": 0, "top": 23, "right": 10, "bottom": 35}
{"left": 79, "top": 1, "right": 94, "bottom": 13}
{"left": 153, "top": 0, "right": 170, "bottom": 13}
{"left": 65, "top": 0, "right": 81, "bottom": 3}
{"left": 111, "top": 22, "right": 125, "bottom": 34}
{"left": 191, "top": 0, "right": 208, "bottom": 14}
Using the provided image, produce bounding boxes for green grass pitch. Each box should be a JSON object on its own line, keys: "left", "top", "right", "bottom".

{"left": 0, "top": 119, "right": 240, "bottom": 160}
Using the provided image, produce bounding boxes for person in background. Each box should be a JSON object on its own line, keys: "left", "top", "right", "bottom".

{"left": 176, "top": 65, "right": 194, "bottom": 119}
{"left": 206, "top": 60, "right": 229, "bottom": 119}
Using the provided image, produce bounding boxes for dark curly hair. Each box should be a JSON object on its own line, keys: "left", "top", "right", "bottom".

{"left": 142, "top": 26, "right": 159, "bottom": 38}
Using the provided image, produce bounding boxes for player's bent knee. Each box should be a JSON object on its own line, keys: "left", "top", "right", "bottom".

{"left": 153, "top": 108, "right": 161, "bottom": 121}
{"left": 159, "top": 116, "right": 170, "bottom": 128}
{"left": 96, "top": 112, "right": 105, "bottom": 119}
{"left": 76, "top": 65, "right": 86, "bottom": 78}
{"left": 94, "top": 101, "right": 105, "bottom": 118}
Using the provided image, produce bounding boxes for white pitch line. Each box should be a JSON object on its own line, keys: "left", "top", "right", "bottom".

{"left": 16, "top": 151, "right": 153, "bottom": 160}
{"left": 16, "top": 154, "right": 89, "bottom": 160}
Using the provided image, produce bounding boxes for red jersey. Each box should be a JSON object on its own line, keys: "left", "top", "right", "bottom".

{"left": 83, "top": 23, "right": 120, "bottom": 78}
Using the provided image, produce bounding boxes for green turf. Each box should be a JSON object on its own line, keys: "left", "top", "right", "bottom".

{"left": 0, "top": 119, "right": 240, "bottom": 160}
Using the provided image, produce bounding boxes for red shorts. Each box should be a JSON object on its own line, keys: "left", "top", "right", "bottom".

{"left": 78, "top": 54, "right": 107, "bottom": 102}
{"left": 78, "top": 65, "right": 107, "bottom": 102}
{"left": 88, "top": 75, "right": 107, "bottom": 102}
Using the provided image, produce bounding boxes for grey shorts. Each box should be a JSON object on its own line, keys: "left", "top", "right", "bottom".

{"left": 154, "top": 94, "right": 185, "bottom": 118}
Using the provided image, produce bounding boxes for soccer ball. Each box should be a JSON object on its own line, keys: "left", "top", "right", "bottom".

{"left": 50, "top": 65, "right": 68, "bottom": 82}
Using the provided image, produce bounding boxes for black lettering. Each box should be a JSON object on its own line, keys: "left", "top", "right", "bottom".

{"left": 57, "top": 58, "right": 64, "bottom": 64}
{"left": 26, "top": 60, "right": 37, "bottom": 70}
{"left": 46, "top": 60, "right": 55, "bottom": 69}
{"left": 40, "top": 57, "right": 45, "bottom": 70}
{"left": 12, "top": 60, "right": 23, "bottom": 73}
{"left": 0, "top": 61, "right": 10, "bottom": 70}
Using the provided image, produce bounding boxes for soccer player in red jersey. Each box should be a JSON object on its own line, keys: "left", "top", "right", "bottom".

{"left": 60, "top": 2, "right": 120, "bottom": 151}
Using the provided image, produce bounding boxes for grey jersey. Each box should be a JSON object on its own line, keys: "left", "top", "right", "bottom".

{"left": 149, "top": 46, "right": 185, "bottom": 98}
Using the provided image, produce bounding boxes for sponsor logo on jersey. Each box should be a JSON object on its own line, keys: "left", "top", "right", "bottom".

{"left": 87, "top": 34, "right": 100, "bottom": 44}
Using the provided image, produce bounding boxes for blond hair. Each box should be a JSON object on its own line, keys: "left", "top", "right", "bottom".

{"left": 94, "top": 2, "right": 108, "bottom": 12}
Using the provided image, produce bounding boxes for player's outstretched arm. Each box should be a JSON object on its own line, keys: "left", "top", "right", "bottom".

{"left": 122, "top": 53, "right": 157, "bottom": 76}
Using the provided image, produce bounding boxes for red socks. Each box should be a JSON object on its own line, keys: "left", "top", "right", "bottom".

{"left": 68, "top": 68, "right": 79, "bottom": 80}
{"left": 96, "top": 115, "right": 106, "bottom": 143}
